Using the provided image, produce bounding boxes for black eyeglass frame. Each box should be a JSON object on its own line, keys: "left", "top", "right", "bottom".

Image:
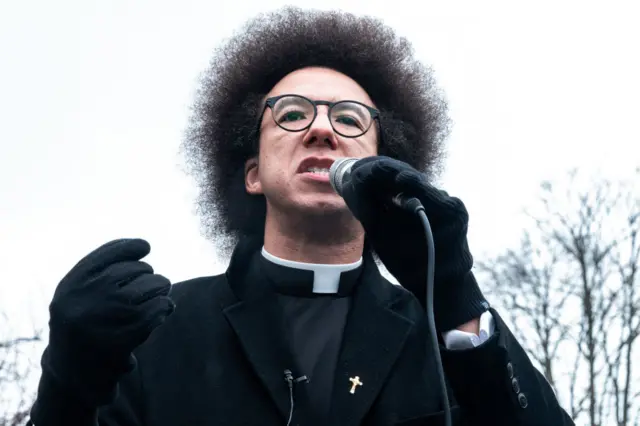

{"left": 257, "top": 94, "right": 382, "bottom": 139}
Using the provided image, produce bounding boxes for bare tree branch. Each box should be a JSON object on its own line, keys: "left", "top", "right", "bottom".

{"left": 480, "top": 167, "right": 640, "bottom": 425}
{"left": 1, "top": 322, "right": 40, "bottom": 425}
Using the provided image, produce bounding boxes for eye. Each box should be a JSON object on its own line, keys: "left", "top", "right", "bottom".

{"left": 334, "top": 114, "right": 364, "bottom": 129}
{"left": 279, "top": 110, "right": 307, "bottom": 122}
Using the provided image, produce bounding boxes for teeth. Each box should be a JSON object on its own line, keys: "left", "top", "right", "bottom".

{"left": 307, "top": 167, "right": 330, "bottom": 174}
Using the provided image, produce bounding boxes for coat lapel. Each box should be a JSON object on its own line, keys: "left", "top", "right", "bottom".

{"left": 222, "top": 239, "right": 301, "bottom": 422}
{"left": 329, "top": 256, "right": 416, "bottom": 426}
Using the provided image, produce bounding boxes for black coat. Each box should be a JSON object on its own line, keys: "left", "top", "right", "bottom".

{"left": 84, "top": 238, "right": 572, "bottom": 426}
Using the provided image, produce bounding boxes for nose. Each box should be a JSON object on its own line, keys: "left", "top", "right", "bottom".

{"left": 302, "top": 107, "right": 337, "bottom": 149}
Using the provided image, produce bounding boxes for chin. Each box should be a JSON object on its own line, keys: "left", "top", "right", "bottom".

{"left": 302, "top": 202, "right": 347, "bottom": 216}
{"left": 305, "top": 193, "right": 348, "bottom": 210}
{"left": 284, "top": 197, "right": 347, "bottom": 219}
{"left": 269, "top": 190, "right": 352, "bottom": 219}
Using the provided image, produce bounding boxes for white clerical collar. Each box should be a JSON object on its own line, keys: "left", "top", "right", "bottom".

{"left": 261, "top": 247, "right": 363, "bottom": 294}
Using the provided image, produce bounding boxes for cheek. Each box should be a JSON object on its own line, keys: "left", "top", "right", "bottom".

{"left": 370, "top": 139, "right": 379, "bottom": 155}
{"left": 370, "top": 129, "right": 380, "bottom": 154}
{"left": 346, "top": 135, "right": 378, "bottom": 157}
{"left": 258, "top": 140, "right": 293, "bottom": 185}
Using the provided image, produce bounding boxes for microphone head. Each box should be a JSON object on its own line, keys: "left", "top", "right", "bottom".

{"left": 329, "top": 157, "right": 358, "bottom": 196}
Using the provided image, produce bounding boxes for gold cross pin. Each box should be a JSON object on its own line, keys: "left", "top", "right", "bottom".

{"left": 349, "top": 376, "right": 363, "bottom": 394}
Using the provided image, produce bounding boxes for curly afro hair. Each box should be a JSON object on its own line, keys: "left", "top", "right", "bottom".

{"left": 183, "top": 6, "right": 450, "bottom": 255}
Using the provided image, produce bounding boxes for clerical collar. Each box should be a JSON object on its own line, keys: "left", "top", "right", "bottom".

{"left": 260, "top": 247, "right": 363, "bottom": 297}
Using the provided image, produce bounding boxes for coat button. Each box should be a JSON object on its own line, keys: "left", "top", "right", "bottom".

{"left": 506, "top": 362, "right": 514, "bottom": 378}
{"left": 518, "top": 393, "right": 528, "bottom": 408}
{"left": 511, "top": 378, "right": 520, "bottom": 393}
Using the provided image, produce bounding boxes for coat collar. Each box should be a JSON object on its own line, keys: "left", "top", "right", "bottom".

{"left": 222, "top": 237, "right": 416, "bottom": 426}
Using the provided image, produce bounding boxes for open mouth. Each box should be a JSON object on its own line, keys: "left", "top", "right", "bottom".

{"left": 297, "top": 157, "right": 335, "bottom": 176}
{"left": 305, "top": 166, "right": 330, "bottom": 176}
{"left": 296, "top": 157, "right": 336, "bottom": 183}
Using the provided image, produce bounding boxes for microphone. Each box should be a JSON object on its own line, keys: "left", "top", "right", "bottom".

{"left": 283, "top": 369, "right": 309, "bottom": 386}
{"left": 329, "top": 157, "right": 423, "bottom": 213}
{"left": 284, "top": 370, "right": 309, "bottom": 426}
{"left": 329, "top": 157, "right": 358, "bottom": 197}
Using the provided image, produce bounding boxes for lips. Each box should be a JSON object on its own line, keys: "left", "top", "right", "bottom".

{"left": 297, "top": 157, "right": 336, "bottom": 174}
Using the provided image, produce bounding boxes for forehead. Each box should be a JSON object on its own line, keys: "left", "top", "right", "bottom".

{"left": 267, "top": 67, "right": 375, "bottom": 107}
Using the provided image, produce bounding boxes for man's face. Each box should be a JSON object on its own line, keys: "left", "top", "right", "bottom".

{"left": 244, "top": 67, "right": 378, "bottom": 217}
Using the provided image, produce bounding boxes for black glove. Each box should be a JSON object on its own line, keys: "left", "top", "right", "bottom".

{"left": 341, "top": 156, "right": 488, "bottom": 331}
{"left": 38, "top": 239, "right": 175, "bottom": 408}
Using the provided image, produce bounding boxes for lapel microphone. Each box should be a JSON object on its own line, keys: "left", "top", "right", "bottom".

{"left": 284, "top": 369, "right": 309, "bottom": 426}
{"left": 329, "top": 157, "right": 452, "bottom": 426}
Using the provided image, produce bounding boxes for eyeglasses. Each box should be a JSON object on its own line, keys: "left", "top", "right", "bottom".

{"left": 258, "top": 94, "right": 380, "bottom": 138}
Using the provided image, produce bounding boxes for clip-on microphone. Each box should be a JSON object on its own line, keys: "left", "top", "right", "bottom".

{"left": 283, "top": 369, "right": 309, "bottom": 426}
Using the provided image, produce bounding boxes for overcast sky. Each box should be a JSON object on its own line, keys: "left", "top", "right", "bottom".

{"left": 1, "top": 0, "right": 639, "bottom": 411}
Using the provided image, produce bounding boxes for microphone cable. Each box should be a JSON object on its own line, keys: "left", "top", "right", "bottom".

{"left": 396, "top": 195, "right": 452, "bottom": 426}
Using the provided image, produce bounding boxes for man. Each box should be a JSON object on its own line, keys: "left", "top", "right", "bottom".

{"left": 29, "top": 7, "right": 574, "bottom": 426}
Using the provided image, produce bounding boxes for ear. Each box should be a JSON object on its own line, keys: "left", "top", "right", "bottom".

{"left": 244, "top": 157, "right": 262, "bottom": 195}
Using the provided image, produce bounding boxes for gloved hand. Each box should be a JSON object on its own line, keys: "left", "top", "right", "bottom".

{"left": 341, "top": 156, "right": 488, "bottom": 331}
{"left": 39, "top": 238, "right": 175, "bottom": 407}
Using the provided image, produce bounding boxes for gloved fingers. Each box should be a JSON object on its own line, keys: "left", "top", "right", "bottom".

{"left": 83, "top": 293, "right": 175, "bottom": 351}
{"left": 119, "top": 273, "right": 172, "bottom": 305}
{"left": 342, "top": 157, "right": 416, "bottom": 225}
{"left": 116, "top": 296, "right": 176, "bottom": 349}
{"left": 394, "top": 170, "right": 467, "bottom": 218}
{"left": 347, "top": 159, "right": 404, "bottom": 210}
{"left": 49, "top": 262, "right": 161, "bottom": 328}
{"left": 65, "top": 239, "right": 152, "bottom": 279}
{"left": 349, "top": 156, "right": 467, "bottom": 217}
{"left": 351, "top": 156, "right": 405, "bottom": 190}
{"left": 83, "top": 261, "right": 155, "bottom": 289}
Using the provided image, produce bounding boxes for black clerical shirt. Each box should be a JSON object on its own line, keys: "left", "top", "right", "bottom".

{"left": 259, "top": 249, "right": 363, "bottom": 424}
